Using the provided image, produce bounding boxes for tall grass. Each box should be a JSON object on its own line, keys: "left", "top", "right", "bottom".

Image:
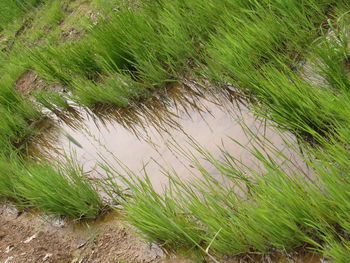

{"left": 0, "top": 75, "right": 41, "bottom": 154}
{"left": 18, "top": 159, "right": 103, "bottom": 218}
{"left": 85, "top": 0, "right": 350, "bottom": 261}
{"left": 100, "top": 128, "right": 350, "bottom": 261}
{"left": 0, "top": 59, "right": 103, "bottom": 219}
{"left": 0, "top": 155, "right": 103, "bottom": 219}
{"left": 0, "top": 0, "right": 45, "bottom": 31}
{"left": 25, "top": 0, "right": 349, "bottom": 114}
{"left": 27, "top": 0, "right": 237, "bottom": 105}
{"left": 0, "top": 0, "right": 350, "bottom": 260}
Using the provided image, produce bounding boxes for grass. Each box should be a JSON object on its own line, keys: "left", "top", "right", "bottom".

{"left": 101, "top": 129, "right": 350, "bottom": 260}
{"left": 0, "top": 0, "right": 45, "bottom": 31}
{"left": 0, "top": 0, "right": 350, "bottom": 261}
{"left": 0, "top": 0, "right": 108, "bottom": 220}
{"left": 89, "top": 0, "right": 350, "bottom": 261}
{"left": 17, "top": 159, "right": 103, "bottom": 218}
{"left": 0, "top": 155, "right": 103, "bottom": 219}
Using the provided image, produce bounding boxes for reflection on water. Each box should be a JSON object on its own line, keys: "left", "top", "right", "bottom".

{"left": 26, "top": 79, "right": 309, "bottom": 191}
{"left": 230, "top": 252, "right": 323, "bottom": 263}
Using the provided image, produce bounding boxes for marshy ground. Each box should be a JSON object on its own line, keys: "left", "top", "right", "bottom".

{"left": 1, "top": 0, "right": 350, "bottom": 262}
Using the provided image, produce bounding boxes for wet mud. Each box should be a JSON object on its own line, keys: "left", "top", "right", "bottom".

{"left": 8, "top": 77, "right": 321, "bottom": 262}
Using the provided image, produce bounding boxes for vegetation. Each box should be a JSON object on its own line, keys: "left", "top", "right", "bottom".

{"left": 0, "top": 156, "right": 102, "bottom": 218}
{"left": 0, "top": 0, "right": 105, "bottom": 219}
{"left": 0, "top": 0, "right": 349, "bottom": 262}
{"left": 0, "top": 0, "right": 44, "bottom": 31}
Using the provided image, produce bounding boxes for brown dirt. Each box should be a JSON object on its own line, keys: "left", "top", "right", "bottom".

{"left": 0, "top": 203, "right": 325, "bottom": 263}
{"left": 15, "top": 70, "right": 63, "bottom": 98}
{"left": 15, "top": 70, "right": 44, "bottom": 97}
{"left": 0, "top": 205, "right": 165, "bottom": 263}
{"left": 60, "top": 2, "right": 96, "bottom": 42}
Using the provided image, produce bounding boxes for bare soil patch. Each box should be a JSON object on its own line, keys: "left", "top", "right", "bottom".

{"left": 15, "top": 71, "right": 45, "bottom": 97}
{"left": 0, "top": 205, "right": 164, "bottom": 263}
{"left": 15, "top": 70, "right": 62, "bottom": 98}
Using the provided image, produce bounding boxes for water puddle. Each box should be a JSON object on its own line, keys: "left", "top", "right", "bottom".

{"left": 244, "top": 252, "right": 323, "bottom": 263}
{"left": 27, "top": 80, "right": 309, "bottom": 191}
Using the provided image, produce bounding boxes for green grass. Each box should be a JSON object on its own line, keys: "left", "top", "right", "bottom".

{"left": 0, "top": 0, "right": 350, "bottom": 261}
{"left": 86, "top": 0, "right": 350, "bottom": 260}
{"left": 0, "top": 0, "right": 45, "bottom": 31}
{"left": 100, "top": 130, "right": 350, "bottom": 260}
{"left": 17, "top": 159, "right": 103, "bottom": 218}
{"left": 26, "top": 0, "right": 233, "bottom": 106}
{"left": 0, "top": 155, "right": 103, "bottom": 218}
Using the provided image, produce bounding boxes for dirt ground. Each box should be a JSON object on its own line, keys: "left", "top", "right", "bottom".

{"left": 0, "top": 204, "right": 166, "bottom": 263}
{"left": 0, "top": 203, "right": 325, "bottom": 263}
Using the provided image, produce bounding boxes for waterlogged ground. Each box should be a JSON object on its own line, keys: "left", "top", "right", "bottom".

{"left": 1, "top": 0, "right": 349, "bottom": 261}
{"left": 7, "top": 77, "right": 317, "bottom": 262}
{"left": 27, "top": 80, "right": 309, "bottom": 192}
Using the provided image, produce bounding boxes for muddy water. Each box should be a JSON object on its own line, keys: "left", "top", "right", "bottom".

{"left": 28, "top": 80, "right": 308, "bottom": 191}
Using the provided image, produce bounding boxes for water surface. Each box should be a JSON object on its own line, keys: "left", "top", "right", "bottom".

{"left": 27, "top": 80, "right": 308, "bottom": 191}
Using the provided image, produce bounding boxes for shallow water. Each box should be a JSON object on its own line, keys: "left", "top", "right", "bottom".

{"left": 27, "top": 80, "right": 309, "bottom": 191}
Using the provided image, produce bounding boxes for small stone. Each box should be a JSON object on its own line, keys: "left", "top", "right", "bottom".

{"left": 5, "top": 245, "right": 14, "bottom": 253}
{"left": 4, "top": 256, "right": 14, "bottom": 263}
{"left": 43, "top": 253, "right": 53, "bottom": 261}
{"left": 150, "top": 243, "right": 165, "bottom": 258}
{"left": 23, "top": 233, "right": 38, "bottom": 243}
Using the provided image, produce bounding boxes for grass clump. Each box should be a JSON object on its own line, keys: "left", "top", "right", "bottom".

{"left": 0, "top": 155, "right": 103, "bottom": 219}
{"left": 26, "top": 0, "right": 239, "bottom": 105}
{"left": 18, "top": 160, "right": 103, "bottom": 219}
{"left": 0, "top": 0, "right": 107, "bottom": 220}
